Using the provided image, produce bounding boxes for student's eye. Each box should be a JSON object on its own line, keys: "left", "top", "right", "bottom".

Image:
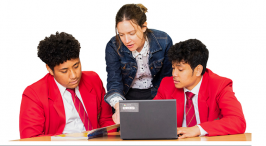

{"left": 74, "top": 65, "right": 79, "bottom": 68}
{"left": 179, "top": 69, "right": 183, "bottom": 71}
{"left": 119, "top": 34, "right": 123, "bottom": 37}
{"left": 130, "top": 33, "right": 135, "bottom": 35}
{"left": 61, "top": 71, "right": 67, "bottom": 73}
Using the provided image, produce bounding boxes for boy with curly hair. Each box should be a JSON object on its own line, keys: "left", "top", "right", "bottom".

{"left": 19, "top": 32, "right": 115, "bottom": 139}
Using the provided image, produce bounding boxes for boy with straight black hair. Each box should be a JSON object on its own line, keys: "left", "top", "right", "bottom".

{"left": 154, "top": 39, "right": 246, "bottom": 138}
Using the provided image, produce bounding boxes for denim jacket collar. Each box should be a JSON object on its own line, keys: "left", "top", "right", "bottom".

{"left": 119, "top": 31, "right": 163, "bottom": 54}
{"left": 147, "top": 32, "right": 163, "bottom": 53}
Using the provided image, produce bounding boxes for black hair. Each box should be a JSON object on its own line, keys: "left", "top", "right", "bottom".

{"left": 37, "top": 32, "right": 80, "bottom": 71}
{"left": 168, "top": 39, "right": 209, "bottom": 75}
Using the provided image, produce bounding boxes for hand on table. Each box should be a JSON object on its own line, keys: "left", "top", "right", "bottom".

{"left": 112, "top": 102, "right": 120, "bottom": 124}
{"left": 177, "top": 126, "right": 201, "bottom": 139}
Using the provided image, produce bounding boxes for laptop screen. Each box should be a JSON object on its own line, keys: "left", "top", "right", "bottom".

{"left": 119, "top": 99, "right": 177, "bottom": 140}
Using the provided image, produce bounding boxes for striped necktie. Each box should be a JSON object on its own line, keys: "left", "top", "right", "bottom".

{"left": 185, "top": 91, "right": 197, "bottom": 127}
{"left": 66, "top": 88, "right": 93, "bottom": 131}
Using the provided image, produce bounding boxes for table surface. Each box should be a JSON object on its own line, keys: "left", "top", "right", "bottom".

{"left": 14, "top": 132, "right": 251, "bottom": 141}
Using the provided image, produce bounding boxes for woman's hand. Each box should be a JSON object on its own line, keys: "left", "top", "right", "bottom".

{"left": 112, "top": 103, "right": 120, "bottom": 124}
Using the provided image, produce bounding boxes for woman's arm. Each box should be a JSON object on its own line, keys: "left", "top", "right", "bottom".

{"left": 104, "top": 39, "right": 126, "bottom": 107}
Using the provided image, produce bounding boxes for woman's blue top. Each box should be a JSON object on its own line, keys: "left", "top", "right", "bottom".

{"left": 104, "top": 29, "right": 173, "bottom": 104}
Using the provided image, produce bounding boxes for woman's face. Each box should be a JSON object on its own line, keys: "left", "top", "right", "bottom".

{"left": 117, "top": 20, "right": 147, "bottom": 52}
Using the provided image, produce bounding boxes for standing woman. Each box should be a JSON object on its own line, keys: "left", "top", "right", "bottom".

{"left": 105, "top": 4, "right": 173, "bottom": 123}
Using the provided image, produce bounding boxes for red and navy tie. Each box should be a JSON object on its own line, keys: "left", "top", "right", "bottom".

{"left": 67, "top": 88, "right": 93, "bottom": 131}
{"left": 185, "top": 91, "right": 197, "bottom": 127}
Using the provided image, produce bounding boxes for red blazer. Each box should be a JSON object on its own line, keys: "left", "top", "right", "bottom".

{"left": 19, "top": 71, "right": 115, "bottom": 139}
{"left": 154, "top": 69, "right": 246, "bottom": 136}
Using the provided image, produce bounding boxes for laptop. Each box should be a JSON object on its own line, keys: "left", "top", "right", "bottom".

{"left": 119, "top": 99, "right": 177, "bottom": 140}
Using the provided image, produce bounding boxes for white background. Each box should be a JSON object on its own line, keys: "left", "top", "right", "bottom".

{"left": 0, "top": 0, "right": 265, "bottom": 145}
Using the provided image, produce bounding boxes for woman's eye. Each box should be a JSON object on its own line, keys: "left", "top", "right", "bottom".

{"left": 74, "top": 65, "right": 78, "bottom": 68}
{"left": 61, "top": 71, "right": 67, "bottom": 73}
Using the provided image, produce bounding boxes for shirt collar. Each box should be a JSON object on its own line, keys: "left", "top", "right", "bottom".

{"left": 54, "top": 78, "right": 79, "bottom": 96}
{"left": 184, "top": 76, "right": 203, "bottom": 95}
{"left": 132, "top": 38, "right": 149, "bottom": 58}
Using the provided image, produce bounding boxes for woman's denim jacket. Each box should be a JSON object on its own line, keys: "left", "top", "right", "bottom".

{"left": 104, "top": 29, "right": 173, "bottom": 105}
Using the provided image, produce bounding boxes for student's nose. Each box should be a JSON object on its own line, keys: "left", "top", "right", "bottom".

{"left": 172, "top": 69, "right": 178, "bottom": 77}
{"left": 70, "top": 69, "right": 77, "bottom": 79}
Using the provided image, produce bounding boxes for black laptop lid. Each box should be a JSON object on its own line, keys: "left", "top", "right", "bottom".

{"left": 119, "top": 99, "right": 177, "bottom": 140}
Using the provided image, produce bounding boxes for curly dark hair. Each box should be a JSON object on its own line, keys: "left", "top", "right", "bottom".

{"left": 168, "top": 39, "right": 209, "bottom": 75}
{"left": 37, "top": 32, "right": 80, "bottom": 71}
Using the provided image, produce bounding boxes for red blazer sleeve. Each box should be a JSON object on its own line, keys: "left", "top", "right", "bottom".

{"left": 199, "top": 79, "right": 246, "bottom": 136}
{"left": 96, "top": 74, "right": 116, "bottom": 133}
{"left": 19, "top": 86, "right": 46, "bottom": 139}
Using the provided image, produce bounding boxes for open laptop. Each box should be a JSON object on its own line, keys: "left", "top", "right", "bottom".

{"left": 119, "top": 99, "right": 177, "bottom": 140}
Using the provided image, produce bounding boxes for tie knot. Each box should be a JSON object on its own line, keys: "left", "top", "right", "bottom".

{"left": 66, "top": 88, "right": 75, "bottom": 95}
{"left": 185, "top": 91, "right": 195, "bottom": 100}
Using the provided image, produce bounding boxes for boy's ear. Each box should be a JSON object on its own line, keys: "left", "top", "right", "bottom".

{"left": 195, "top": 65, "right": 203, "bottom": 76}
{"left": 46, "top": 64, "right": 54, "bottom": 76}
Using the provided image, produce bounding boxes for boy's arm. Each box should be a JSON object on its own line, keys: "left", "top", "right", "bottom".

{"left": 19, "top": 86, "right": 45, "bottom": 139}
{"left": 97, "top": 75, "right": 116, "bottom": 133}
{"left": 199, "top": 79, "right": 246, "bottom": 136}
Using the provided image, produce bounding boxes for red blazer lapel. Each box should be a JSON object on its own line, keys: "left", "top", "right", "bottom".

{"left": 47, "top": 74, "right": 66, "bottom": 133}
{"left": 198, "top": 71, "right": 210, "bottom": 123}
{"left": 171, "top": 88, "right": 184, "bottom": 127}
{"left": 79, "top": 78, "right": 98, "bottom": 129}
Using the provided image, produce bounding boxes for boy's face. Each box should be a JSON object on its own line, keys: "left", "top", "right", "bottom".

{"left": 172, "top": 61, "right": 202, "bottom": 91}
{"left": 47, "top": 58, "right": 82, "bottom": 89}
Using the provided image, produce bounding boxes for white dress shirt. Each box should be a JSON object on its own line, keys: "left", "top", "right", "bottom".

{"left": 54, "top": 79, "right": 87, "bottom": 134}
{"left": 109, "top": 39, "right": 152, "bottom": 107}
{"left": 182, "top": 77, "right": 208, "bottom": 136}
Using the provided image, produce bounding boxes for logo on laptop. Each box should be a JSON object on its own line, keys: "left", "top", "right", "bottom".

{"left": 120, "top": 103, "right": 139, "bottom": 112}
{"left": 122, "top": 106, "right": 135, "bottom": 110}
